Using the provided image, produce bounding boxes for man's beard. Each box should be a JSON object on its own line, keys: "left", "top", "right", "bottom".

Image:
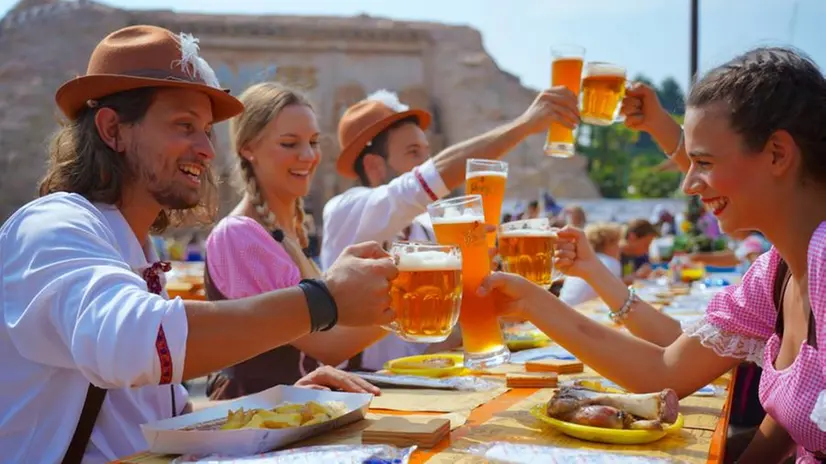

{"left": 126, "top": 149, "right": 201, "bottom": 211}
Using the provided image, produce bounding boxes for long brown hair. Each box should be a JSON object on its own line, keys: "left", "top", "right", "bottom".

{"left": 38, "top": 87, "right": 218, "bottom": 233}
{"left": 229, "top": 82, "right": 319, "bottom": 277}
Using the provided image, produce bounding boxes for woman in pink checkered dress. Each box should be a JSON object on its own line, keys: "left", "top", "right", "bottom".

{"left": 475, "top": 47, "right": 826, "bottom": 463}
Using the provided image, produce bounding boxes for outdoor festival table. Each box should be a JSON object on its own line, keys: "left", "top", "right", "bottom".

{"left": 116, "top": 294, "right": 732, "bottom": 464}
{"left": 116, "top": 371, "right": 732, "bottom": 463}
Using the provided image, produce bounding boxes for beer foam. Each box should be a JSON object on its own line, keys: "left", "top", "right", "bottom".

{"left": 584, "top": 63, "right": 626, "bottom": 78}
{"left": 500, "top": 228, "right": 556, "bottom": 238}
{"left": 431, "top": 206, "right": 484, "bottom": 225}
{"left": 467, "top": 170, "right": 507, "bottom": 179}
{"left": 398, "top": 250, "right": 461, "bottom": 271}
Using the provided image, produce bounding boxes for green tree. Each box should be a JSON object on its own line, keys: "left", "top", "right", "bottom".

{"left": 657, "top": 77, "right": 686, "bottom": 116}
{"left": 580, "top": 74, "right": 688, "bottom": 199}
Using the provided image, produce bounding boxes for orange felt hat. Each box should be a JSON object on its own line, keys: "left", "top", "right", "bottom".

{"left": 336, "top": 90, "right": 431, "bottom": 179}
{"left": 55, "top": 25, "right": 243, "bottom": 122}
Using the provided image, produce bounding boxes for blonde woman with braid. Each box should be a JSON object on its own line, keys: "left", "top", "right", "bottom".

{"left": 203, "top": 83, "right": 388, "bottom": 400}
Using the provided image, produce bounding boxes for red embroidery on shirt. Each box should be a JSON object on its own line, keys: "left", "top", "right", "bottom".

{"left": 155, "top": 325, "right": 174, "bottom": 384}
{"left": 142, "top": 261, "right": 174, "bottom": 384}
{"left": 414, "top": 167, "right": 438, "bottom": 201}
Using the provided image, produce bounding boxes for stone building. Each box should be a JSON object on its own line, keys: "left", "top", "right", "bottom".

{"left": 0, "top": 0, "right": 600, "bottom": 229}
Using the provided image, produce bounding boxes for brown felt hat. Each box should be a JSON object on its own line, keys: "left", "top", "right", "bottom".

{"left": 55, "top": 25, "right": 243, "bottom": 122}
{"left": 336, "top": 92, "right": 431, "bottom": 179}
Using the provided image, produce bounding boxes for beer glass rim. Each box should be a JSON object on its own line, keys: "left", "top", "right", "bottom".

{"left": 499, "top": 217, "right": 555, "bottom": 233}
{"left": 427, "top": 194, "right": 483, "bottom": 213}
{"left": 466, "top": 159, "right": 508, "bottom": 173}
{"left": 390, "top": 241, "right": 461, "bottom": 254}
{"left": 550, "top": 44, "right": 585, "bottom": 59}
{"left": 583, "top": 61, "right": 627, "bottom": 77}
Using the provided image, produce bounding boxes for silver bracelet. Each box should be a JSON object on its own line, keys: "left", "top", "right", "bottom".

{"left": 668, "top": 126, "right": 684, "bottom": 158}
{"left": 609, "top": 287, "right": 638, "bottom": 324}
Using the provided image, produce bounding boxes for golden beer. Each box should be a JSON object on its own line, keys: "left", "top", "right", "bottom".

{"left": 465, "top": 160, "right": 508, "bottom": 248}
{"left": 428, "top": 195, "right": 510, "bottom": 368}
{"left": 581, "top": 62, "right": 627, "bottom": 126}
{"left": 499, "top": 218, "right": 564, "bottom": 289}
{"left": 387, "top": 243, "right": 462, "bottom": 343}
{"left": 545, "top": 45, "right": 585, "bottom": 158}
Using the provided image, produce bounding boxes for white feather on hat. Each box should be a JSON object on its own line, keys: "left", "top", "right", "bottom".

{"left": 367, "top": 89, "right": 409, "bottom": 112}
{"left": 175, "top": 32, "right": 220, "bottom": 89}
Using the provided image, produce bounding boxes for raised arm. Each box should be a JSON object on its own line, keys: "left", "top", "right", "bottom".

{"left": 621, "top": 82, "right": 689, "bottom": 173}
{"left": 481, "top": 248, "right": 779, "bottom": 398}
{"left": 554, "top": 226, "right": 682, "bottom": 347}
{"left": 205, "top": 217, "right": 387, "bottom": 366}
{"left": 184, "top": 241, "right": 397, "bottom": 379}
{"left": 1, "top": 198, "right": 396, "bottom": 387}
{"left": 433, "top": 87, "right": 578, "bottom": 189}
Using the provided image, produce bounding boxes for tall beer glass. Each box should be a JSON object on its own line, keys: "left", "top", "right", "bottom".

{"left": 499, "top": 218, "right": 564, "bottom": 290}
{"left": 465, "top": 159, "right": 508, "bottom": 248}
{"left": 580, "top": 62, "right": 627, "bottom": 126}
{"left": 385, "top": 242, "right": 463, "bottom": 342}
{"left": 545, "top": 45, "right": 585, "bottom": 158}
{"left": 428, "top": 195, "right": 510, "bottom": 368}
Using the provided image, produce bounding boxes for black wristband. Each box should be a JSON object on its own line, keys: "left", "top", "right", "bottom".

{"left": 298, "top": 279, "right": 338, "bottom": 332}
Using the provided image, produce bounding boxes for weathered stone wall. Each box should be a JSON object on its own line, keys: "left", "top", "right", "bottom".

{"left": 0, "top": 1, "right": 130, "bottom": 222}
{"left": 0, "top": 1, "right": 600, "bottom": 227}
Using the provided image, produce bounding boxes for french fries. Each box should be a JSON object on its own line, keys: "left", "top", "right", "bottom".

{"left": 219, "top": 401, "right": 348, "bottom": 431}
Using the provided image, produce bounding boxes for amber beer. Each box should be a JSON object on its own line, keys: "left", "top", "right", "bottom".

{"left": 545, "top": 45, "right": 585, "bottom": 158}
{"left": 387, "top": 243, "right": 463, "bottom": 343}
{"left": 581, "top": 62, "right": 627, "bottom": 126}
{"left": 465, "top": 159, "right": 508, "bottom": 248}
{"left": 499, "top": 218, "right": 564, "bottom": 289}
{"left": 428, "top": 195, "right": 510, "bottom": 368}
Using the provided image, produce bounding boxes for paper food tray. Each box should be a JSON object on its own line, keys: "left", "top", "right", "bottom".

{"left": 140, "top": 385, "right": 372, "bottom": 456}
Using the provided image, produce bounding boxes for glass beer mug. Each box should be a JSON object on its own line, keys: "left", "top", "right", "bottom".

{"left": 580, "top": 62, "right": 628, "bottom": 126}
{"left": 545, "top": 44, "right": 585, "bottom": 157}
{"left": 499, "top": 217, "right": 565, "bottom": 290}
{"left": 427, "top": 195, "right": 510, "bottom": 368}
{"left": 384, "top": 242, "right": 463, "bottom": 343}
{"left": 465, "top": 159, "right": 508, "bottom": 248}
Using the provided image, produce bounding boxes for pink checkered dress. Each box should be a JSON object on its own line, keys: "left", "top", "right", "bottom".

{"left": 684, "top": 222, "right": 826, "bottom": 462}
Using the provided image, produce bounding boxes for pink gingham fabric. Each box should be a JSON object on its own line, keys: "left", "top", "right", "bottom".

{"left": 205, "top": 216, "right": 300, "bottom": 299}
{"left": 684, "top": 221, "right": 826, "bottom": 462}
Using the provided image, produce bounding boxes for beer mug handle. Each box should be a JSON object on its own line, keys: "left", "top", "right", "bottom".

{"left": 612, "top": 82, "right": 630, "bottom": 124}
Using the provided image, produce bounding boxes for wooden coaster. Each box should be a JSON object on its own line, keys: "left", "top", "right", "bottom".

{"left": 506, "top": 372, "right": 558, "bottom": 388}
{"left": 525, "top": 358, "right": 584, "bottom": 374}
{"left": 362, "top": 417, "right": 450, "bottom": 448}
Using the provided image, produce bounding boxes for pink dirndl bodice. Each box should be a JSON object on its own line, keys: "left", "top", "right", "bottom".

{"left": 683, "top": 222, "right": 826, "bottom": 462}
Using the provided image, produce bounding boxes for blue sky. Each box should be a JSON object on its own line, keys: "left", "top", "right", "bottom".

{"left": 2, "top": 0, "right": 822, "bottom": 94}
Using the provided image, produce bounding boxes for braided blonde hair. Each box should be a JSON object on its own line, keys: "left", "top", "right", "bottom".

{"left": 230, "top": 82, "right": 320, "bottom": 277}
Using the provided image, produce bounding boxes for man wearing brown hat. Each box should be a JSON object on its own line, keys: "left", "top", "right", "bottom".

{"left": 320, "top": 88, "right": 579, "bottom": 369}
{"left": 0, "top": 25, "right": 396, "bottom": 463}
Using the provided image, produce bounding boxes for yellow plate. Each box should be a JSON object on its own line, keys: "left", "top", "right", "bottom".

{"left": 384, "top": 353, "right": 467, "bottom": 378}
{"left": 529, "top": 405, "right": 684, "bottom": 445}
{"left": 506, "top": 337, "right": 551, "bottom": 351}
{"left": 528, "top": 380, "right": 684, "bottom": 445}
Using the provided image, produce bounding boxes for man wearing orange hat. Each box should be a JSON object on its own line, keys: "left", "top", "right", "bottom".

{"left": 321, "top": 88, "right": 579, "bottom": 369}
{"left": 0, "top": 26, "right": 396, "bottom": 463}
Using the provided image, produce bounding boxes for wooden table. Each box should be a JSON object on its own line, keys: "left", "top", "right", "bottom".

{"left": 120, "top": 290, "right": 730, "bottom": 462}
{"left": 117, "top": 376, "right": 732, "bottom": 464}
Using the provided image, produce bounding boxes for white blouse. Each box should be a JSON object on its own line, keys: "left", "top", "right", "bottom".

{"left": 0, "top": 193, "right": 188, "bottom": 463}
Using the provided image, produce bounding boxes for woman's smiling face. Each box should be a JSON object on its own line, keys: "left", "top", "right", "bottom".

{"left": 681, "top": 102, "right": 779, "bottom": 235}
{"left": 242, "top": 103, "right": 321, "bottom": 199}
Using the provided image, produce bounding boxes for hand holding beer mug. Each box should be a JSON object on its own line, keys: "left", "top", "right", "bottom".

{"left": 545, "top": 44, "right": 585, "bottom": 158}
{"left": 384, "top": 242, "right": 463, "bottom": 342}
{"left": 499, "top": 218, "right": 565, "bottom": 290}
{"left": 580, "top": 62, "right": 628, "bottom": 126}
{"left": 465, "top": 159, "right": 508, "bottom": 248}
{"left": 428, "top": 195, "right": 510, "bottom": 368}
